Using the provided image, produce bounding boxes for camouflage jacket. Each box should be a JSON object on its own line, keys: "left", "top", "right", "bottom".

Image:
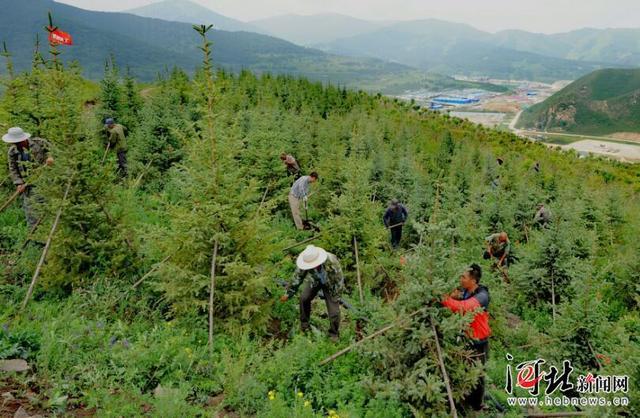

{"left": 485, "top": 233, "right": 511, "bottom": 256}
{"left": 105, "top": 124, "right": 127, "bottom": 152}
{"left": 534, "top": 207, "right": 552, "bottom": 223}
{"left": 7, "top": 137, "right": 50, "bottom": 185}
{"left": 288, "top": 253, "right": 345, "bottom": 298}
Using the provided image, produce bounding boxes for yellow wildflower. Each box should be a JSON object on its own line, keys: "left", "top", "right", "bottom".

{"left": 297, "top": 391, "right": 304, "bottom": 398}
{"left": 304, "top": 400, "right": 311, "bottom": 408}
{"left": 268, "top": 390, "right": 276, "bottom": 401}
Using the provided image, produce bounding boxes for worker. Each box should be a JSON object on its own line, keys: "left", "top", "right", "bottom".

{"left": 383, "top": 199, "right": 408, "bottom": 249}
{"left": 532, "top": 161, "right": 541, "bottom": 173}
{"left": 3, "top": 127, "right": 53, "bottom": 228}
{"left": 280, "top": 152, "right": 300, "bottom": 178}
{"left": 280, "top": 245, "right": 345, "bottom": 341}
{"left": 533, "top": 203, "right": 552, "bottom": 227}
{"left": 441, "top": 263, "right": 491, "bottom": 412}
{"left": 288, "top": 172, "right": 318, "bottom": 230}
{"left": 483, "top": 231, "right": 511, "bottom": 267}
{"left": 104, "top": 118, "right": 128, "bottom": 177}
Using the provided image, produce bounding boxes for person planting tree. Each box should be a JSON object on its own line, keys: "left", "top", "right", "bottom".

{"left": 288, "top": 171, "right": 318, "bottom": 230}
{"left": 383, "top": 199, "right": 408, "bottom": 249}
{"left": 441, "top": 263, "right": 491, "bottom": 412}
{"left": 533, "top": 203, "right": 553, "bottom": 228}
{"left": 280, "top": 152, "right": 300, "bottom": 178}
{"left": 103, "top": 117, "right": 128, "bottom": 177}
{"left": 483, "top": 231, "right": 511, "bottom": 267}
{"left": 280, "top": 245, "right": 345, "bottom": 342}
{"left": 3, "top": 127, "right": 54, "bottom": 228}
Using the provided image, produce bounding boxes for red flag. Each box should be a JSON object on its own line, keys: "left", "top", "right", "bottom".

{"left": 48, "top": 28, "right": 73, "bottom": 46}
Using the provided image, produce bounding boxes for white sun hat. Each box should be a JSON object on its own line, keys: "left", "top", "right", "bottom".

{"left": 296, "top": 245, "right": 328, "bottom": 270}
{"left": 2, "top": 127, "right": 31, "bottom": 144}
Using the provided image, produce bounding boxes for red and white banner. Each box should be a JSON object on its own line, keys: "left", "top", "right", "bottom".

{"left": 48, "top": 28, "right": 73, "bottom": 46}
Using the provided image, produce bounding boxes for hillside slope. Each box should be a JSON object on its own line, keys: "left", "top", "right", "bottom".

{"left": 1, "top": 60, "right": 638, "bottom": 417}
{"left": 518, "top": 68, "right": 640, "bottom": 135}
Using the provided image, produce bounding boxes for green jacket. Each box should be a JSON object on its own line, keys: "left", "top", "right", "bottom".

{"left": 105, "top": 124, "right": 127, "bottom": 152}
{"left": 288, "top": 253, "right": 345, "bottom": 298}
{"left": 7, "top": 137, "right": 50, "bottom": 185}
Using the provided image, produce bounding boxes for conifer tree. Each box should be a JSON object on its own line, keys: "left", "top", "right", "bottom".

{"left": 98, "top": 56, "right": 122, "bottom": 124}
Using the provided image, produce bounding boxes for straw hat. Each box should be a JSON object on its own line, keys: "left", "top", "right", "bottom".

{"left": 296, "top": 245, "right": 328, "bottom": 270}
{"left": 2, "top": 127, "right": 31, "bottom": 144}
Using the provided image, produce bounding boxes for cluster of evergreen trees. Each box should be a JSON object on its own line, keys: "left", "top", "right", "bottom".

{"left": 0, "top": 26, "right": 638, "bottom": 417}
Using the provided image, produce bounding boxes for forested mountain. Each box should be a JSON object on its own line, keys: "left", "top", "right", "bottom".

{"left": 250, "top": 13, "right": 388, "bottom": 45}
{"left": 0, "top": 0, "right": 419, "bottom": 88}
{"left": 0, "top": 25, "right": 638, "bottom": 417}
{"left": 492, "top": 28, "right": 640, "bottom": 67}
{"left": 318, "top": 19, "right": 614, "bottom": 81}
{"left": 518, "top": 68, "right": 640, "bottom": 135}
{"left": 126, "top": 0, "right": 266, "bottom": 34}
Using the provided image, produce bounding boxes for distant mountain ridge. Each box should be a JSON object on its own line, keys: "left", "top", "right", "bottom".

{"left": 316, "top": 19, "right": 613, "bottom": 82}
{"left": 0, "top": 0, "right": 427, "bottom": 89}
{"left": 491, "top": 28, "right": 640, "bottom": 67}
{"left": 126, "top": 0, "right": 266, "bottom": 34}
{"left": 250, "top": 13, "right": 388, "bottom": 45}
{"left": 517, "top": 69, "right": 640, "bottom": 135}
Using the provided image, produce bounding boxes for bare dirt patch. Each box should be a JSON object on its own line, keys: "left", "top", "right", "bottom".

{"left": 560, "top": 140, "right": 640, "bottom": 162}
{"left": 610, "top": 132, "right": 640, "bottom": 143}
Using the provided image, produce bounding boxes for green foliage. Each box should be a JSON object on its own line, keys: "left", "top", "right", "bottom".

{"left": 0, "top": 40, "right": 639, "bottom": 417}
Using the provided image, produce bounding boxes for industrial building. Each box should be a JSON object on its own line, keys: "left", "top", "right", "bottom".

{"left": 431, "top": 96, "right": 480, "bottom": 106}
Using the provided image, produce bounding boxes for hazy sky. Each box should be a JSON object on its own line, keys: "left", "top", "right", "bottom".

{"left": 56, "top": 0, "right": 640, "bottom": 33}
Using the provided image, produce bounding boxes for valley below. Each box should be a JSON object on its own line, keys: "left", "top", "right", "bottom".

{"left": 396, "top": 77, "right": 640, "bottom": 162}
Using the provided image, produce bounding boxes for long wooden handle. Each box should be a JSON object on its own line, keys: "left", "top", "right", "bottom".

{"left": 0, "top": 190, "right": 20, "bottom": 214}
{"left": 431, "top": 320, "right": 458, "bottom": 418}
{"left": 22, "top": 179, "right": 72, "bottom": 310}
{"left": 319, "top": 308, "right": 424, "bottom": 366}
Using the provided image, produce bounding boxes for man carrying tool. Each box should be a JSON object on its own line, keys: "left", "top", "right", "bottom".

{"left": 280, "top": 152, "right": 300, "bottom": 178}
{"left": 3, "top": 127, "right": 53, "bottom": 228}
{"left": 483, "top": 231, "right": 511, "bottom": 267}
{"left": 280, "top": 245, "right": 345, "bottom": 342}
{"left": 441, "top": 263, "right": 491, "bottom": 412}
{"left": 103, "top": 118, "right": 128, "bottom": 177}
{"left": 533, "top": 203, "right": 552, "bottom": 228}
{"left": 288, "top": 171, "right": 318, "bottom": 230}
{"left": 383, "top": 199, "right": 408, "bottom": 249}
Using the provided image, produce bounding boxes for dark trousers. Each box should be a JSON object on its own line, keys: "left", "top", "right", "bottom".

{"left": 117, "top": 150, "right": 128, "bottom": 177}
{"left": 299, "top": 281, "right": 341, "bottom": 337}
{"left": 288, "top": 168, "right": 301, "bottom": 179}
{"left": 483, "top": 250, "right": 508, "bottom": 267}
{"left": 466, "top": 340, "right": 489, "bottom": 411}
{"left": 390, "top": 225, "right": 403, "bottom": 248}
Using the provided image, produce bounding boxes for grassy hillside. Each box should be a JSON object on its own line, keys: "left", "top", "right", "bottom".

{"left": 0, "top": 39, "right": 638, "bottom": 417}
{"left": 518, "top": 68, "right": 640, "bottom": 135}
